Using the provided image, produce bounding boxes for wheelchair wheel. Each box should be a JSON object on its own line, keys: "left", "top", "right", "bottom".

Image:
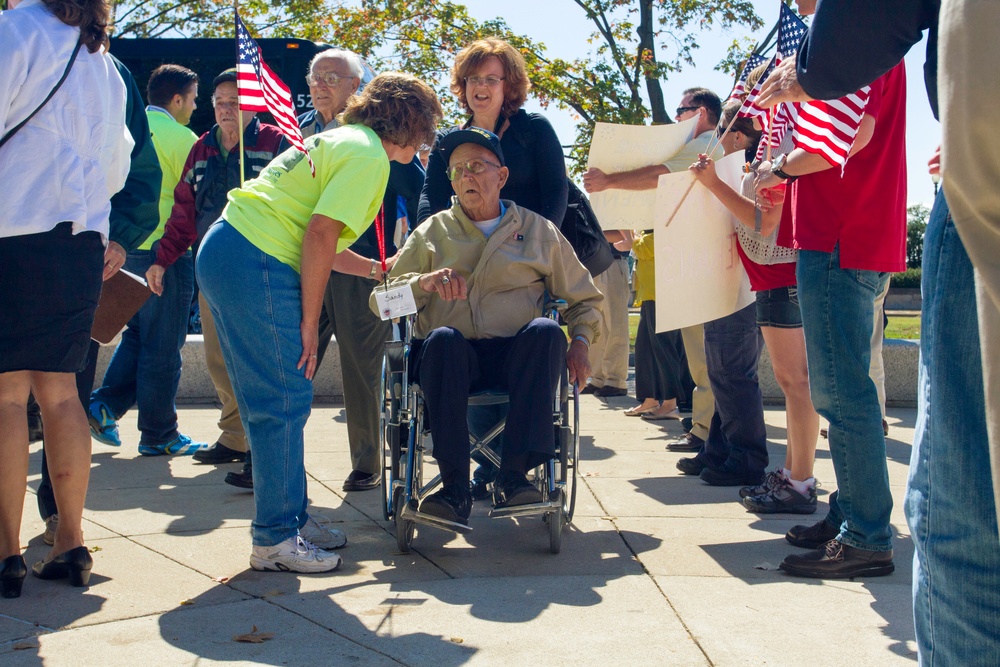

{"left": 548, "top": 489, "right": 566, "bottom": 554}
{"left": 559, "top": 383, "right": 581, "bottom": 522}
{"left": 393, "top": 486, "right": 415, "bottom": 553}
{"left": 380, "top": 357, "right": 402, "bottom": 521}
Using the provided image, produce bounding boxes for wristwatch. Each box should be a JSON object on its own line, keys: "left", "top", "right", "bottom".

{"left": 771, "top": 154, "right": 798, "bottom": 183}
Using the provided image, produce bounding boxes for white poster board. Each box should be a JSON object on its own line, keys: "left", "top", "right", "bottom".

{"left": 652, "top": 152, "right": 755, "bottom": 332}
{"left": 586, "top": 118, "right": 698, "bottom": 230}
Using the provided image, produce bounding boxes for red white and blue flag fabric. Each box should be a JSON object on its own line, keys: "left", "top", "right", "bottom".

{"left": 236, "top": 11, "right": 314, "bottom": 175}
{"left": 729, "top": 53, "right": 768, "bottom": 101}
{"left": 738, "top": 3, "right": 807, "bottom": 123}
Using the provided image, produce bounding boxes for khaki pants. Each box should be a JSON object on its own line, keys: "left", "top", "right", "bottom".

{"left": 940, "top": 0, "right": 1000, "bottom": 524}
{"left": 870, "top": 279, "right": 889, "bottom": 419}
{"left": 589, "top": 257, "right": 630, "bottom": 389}
{"left": 199, "top": 292, "right": 247, "bottom": 452}
{"left": 680, "top": 324, "right": 713, "bottom": 441}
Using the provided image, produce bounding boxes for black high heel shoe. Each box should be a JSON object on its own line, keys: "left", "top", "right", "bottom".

{"left": 32, "top": 546, "right": 93, "bottom": 587}
{"left": 1, "top": 554, "right": 28, "bottom": 598}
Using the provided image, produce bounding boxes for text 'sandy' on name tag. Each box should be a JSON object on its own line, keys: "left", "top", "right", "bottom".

{"left": 375, "top": 284, "right": 418, "bottom": 321}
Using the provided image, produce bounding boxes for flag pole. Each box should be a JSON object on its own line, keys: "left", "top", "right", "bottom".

{"left": 235, "top": 2, "right": 246, "bottom": 187}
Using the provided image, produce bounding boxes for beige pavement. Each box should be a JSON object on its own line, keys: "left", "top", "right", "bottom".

{"left": 2, "top": 396, "right": 917, "bottom": 666}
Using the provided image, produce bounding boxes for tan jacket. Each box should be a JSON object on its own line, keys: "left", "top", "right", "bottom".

{"left": 371, "top": 200, "right": 603, "bottom": 342}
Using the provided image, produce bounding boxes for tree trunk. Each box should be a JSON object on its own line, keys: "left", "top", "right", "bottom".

{"left": 638, "top": 0, "right": 670, "bottom": 124}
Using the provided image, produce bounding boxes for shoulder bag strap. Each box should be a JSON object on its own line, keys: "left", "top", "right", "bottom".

{"left": 0, "top": 36, "right": 84, "bottom": 150}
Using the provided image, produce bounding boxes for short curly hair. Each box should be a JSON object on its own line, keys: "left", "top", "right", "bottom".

{"left": 340, "top": 72, "right": 442, "bottom": 149}
{"left": 450, "top": 38, "right": 530, "bottom": 118}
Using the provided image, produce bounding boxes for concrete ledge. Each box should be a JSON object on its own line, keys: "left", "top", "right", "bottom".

{"left": 97, "top": 335, "right": 919, "bottom": 408}
{"left": 95, "top": 336, "right": 345, "bottom": 403}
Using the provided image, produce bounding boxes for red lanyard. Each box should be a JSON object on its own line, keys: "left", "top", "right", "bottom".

{"left": 373, "top": 203, "right": 387, "bottom": 274}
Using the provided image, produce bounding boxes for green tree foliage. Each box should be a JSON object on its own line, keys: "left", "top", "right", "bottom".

{"left": 110, "top": 1, "right": 763, "bottom": 170}
{"left": 907, "top": 204, "right": 929, "bottom": 269}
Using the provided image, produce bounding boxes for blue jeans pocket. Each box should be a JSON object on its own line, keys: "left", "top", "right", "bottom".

{"left": 852, "top": 268, "right": 881, "bottom": 293}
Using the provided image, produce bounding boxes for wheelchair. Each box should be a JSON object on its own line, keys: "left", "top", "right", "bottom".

{"left": 379, "top": 304, "right": 580, "bottom": 554}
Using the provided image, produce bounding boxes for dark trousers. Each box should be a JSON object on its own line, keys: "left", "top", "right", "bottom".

{"left": 695, "top": 303, "right": 768, "bottom": 477}
{"left": 35, "top": 339, "right": 101, "bottom": 520}
{"left": 634, "top": 301, "right": 692, "bottom": 403}
{"left": 413, "top": 318, "right": 565, "bottom": 487}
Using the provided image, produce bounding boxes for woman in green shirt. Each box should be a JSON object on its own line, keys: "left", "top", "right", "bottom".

{"left": 196, "top": 72, "right": 441, "bottom": 574}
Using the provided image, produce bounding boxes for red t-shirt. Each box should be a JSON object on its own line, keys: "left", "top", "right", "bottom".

{"left": 790, "top": 63, "right": 907, "bottom": 273}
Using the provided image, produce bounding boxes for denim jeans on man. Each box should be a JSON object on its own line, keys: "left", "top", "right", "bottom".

{"left": 905, "top": 191, "right": 1000, "bottom": 665}
{"left": 91, "top": 248, "right": 194, "bottom": 446}
{"left": 196, "top": 221, "right": 316, "bottom": 547}
{"left": 694, "top": 302, "right": 767, "bottom": 478}
{"left": 797, "top": 244, "right": 892, "bottom": 552}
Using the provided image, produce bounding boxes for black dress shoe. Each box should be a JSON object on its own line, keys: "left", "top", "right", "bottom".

{"left": 32, "top": 546, "right": 93, "bottom": 587}
{"left": 1, "top": 555, "right": 27, "bottom": 598}
{"left": 785, "top": 519, "right": 840, "bottom": 549}
{"left": 780, "top": 540, "right": 894, "bottom": 579}
{"left": 343, "top": 469, "right": 380, "bottom": 491}
{"left": 676, "top": 457, "right": 706, "bottom": 476}
{"left": 493, "top": 471, "right": 543, "bottom": 508}
{"left": 579, "top": 384, "right": 598, "bottom": 395}
{"left": 225, "top": 452, "right": 253, "bottom": 489}
{"left": 193, "top": 442, "right": 246, "bottom": 464}
{"left": 667, "top": 432, "right": 704, "bottom": 452}
{"left": 419, "top": 482, "right": 473, "bottom": 525}
{"left": 593, "top": 385, "right": 628, "bottom": 398}
{"left": 699, "top": 465, "right": 764, "bottom": 487}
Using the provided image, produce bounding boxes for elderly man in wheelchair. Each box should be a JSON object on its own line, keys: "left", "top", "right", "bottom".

{"left": 370, "top": 127, "right": 603, "bottom": 534}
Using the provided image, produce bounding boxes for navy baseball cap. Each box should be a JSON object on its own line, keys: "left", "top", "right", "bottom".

{"left": 438, "top": 127, "right": 505, "bottom": 166}
{"left": 213, "top": 68, "right": 238, "bottom": 88}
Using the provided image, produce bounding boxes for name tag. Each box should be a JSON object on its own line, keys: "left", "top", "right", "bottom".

{"left": 374, "top": 284, "right": 418, "bottom": 321}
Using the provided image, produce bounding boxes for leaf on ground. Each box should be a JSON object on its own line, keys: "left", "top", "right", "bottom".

{"left": 233, "top": 625, "right": 275, "bottom": 643}
{"left": 754, "top": 561, "right": 778, "bottom": 571}
{"left": 13, "top": 639, "right": 39, "bottom": 650}
{"left": 179, "top": 599, "right": 194, "bottom": 606}
{"left": 213, "top": 576, "right": 230, "bottom": 583}
{"left": 89, "top": 546, "right": 102, "bottom": 552}
{"left": 450, "top": 637, "right": 464, "bottom": 644}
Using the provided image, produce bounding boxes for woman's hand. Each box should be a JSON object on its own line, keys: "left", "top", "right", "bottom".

{"left": 418, "top": 268, "right": 467, "bottom": 301}
{"left": 145, "top": 264, "right": 166, "bottom": 296}
{"left": 688, "top": 154, "right": 720, "bottom": 185}
{"left": 298, "top": 320, "right": 320, "bottom": 380}
{"left": 757, "top": 183, "right": 787, "bottom": 212}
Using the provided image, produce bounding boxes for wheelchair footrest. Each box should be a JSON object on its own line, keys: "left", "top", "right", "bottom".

{"left": 399, "top": 503, "right": 474, "bottom": 534}
{"left": 488, "top": 500, "right": 560, "bottom": 519}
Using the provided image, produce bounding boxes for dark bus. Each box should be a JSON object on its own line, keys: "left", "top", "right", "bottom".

{"left": 109, "top": 38, "right": 374, "bottom": 136}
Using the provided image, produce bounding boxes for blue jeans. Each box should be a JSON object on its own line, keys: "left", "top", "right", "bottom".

{"left": 797, "top": 244, "right": 892, "bottom": 551}
{"left": 695, "top": 302, "right": 767, "bottom": 477}
{"left": 905, "top": 191, "right": 1000, "bottom": 665}
{"left": 91, "top": 248, "right": 193, "bottom": 445}
{"left": 196, "top": 221, "right": 312, "bottom": 547}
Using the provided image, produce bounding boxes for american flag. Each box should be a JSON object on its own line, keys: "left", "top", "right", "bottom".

{"left": 738, "top": 4, "right": 807, "bottom": 124}
{"left": 236, "top": 11, "right": 314, "bottom": 175}
{"left": 793, "top": 89, "right": 871, "bottom": 169}
{"left": 728, "top": 53, "right": 768, "bottom": 101}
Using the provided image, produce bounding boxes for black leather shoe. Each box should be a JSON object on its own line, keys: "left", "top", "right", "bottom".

{"left": 699, "top": 465, "right": 764, "bottom": 487}
{"left": 343, "top": 469, "right": 380, "bottom": 491}
{"left": 780, "top": 540, "right": 894, "bottom": 579}
{"left": 667, "top": 432, "right": 704, "bottom": 452}
{"left": 493, "top": 471, "right": 543, "bottom": 508}
{"left": 420, "top": 482, "right": 473, "bottom": 525}
{"left": 785, "top": 519, "right": 840, "bottom": 549}
{"left": 193, "top": 442, "right": 246, "bottom": 464}
{"left": 676, "top": 457, "right": 706, "bottom": 476}
{"left": 1, "top": 555, "right": 27, "bottom": 598}
{"left": 593, "top": 386, "right": 628, "bottom": 398}
{"left": 225, "top": 452, "right": 253, "bottom": 490}
{"left": 32, "top": 546, "right": 93, "bottom": 587}
{"left": 579, "top": 384, "right": 598, "bottom": 395}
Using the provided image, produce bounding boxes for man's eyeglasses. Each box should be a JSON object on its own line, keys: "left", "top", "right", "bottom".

{"left": 306, "top": 72, "right": 351, "bottom": 87}
{"left": 447, "top": 159, "right": 501, "bottom": 181}
{"left": 675, "top": 106, "right": 701, "bottom": 117}
{"left": 465, "top": 75, "right": 505, "bottom": 87}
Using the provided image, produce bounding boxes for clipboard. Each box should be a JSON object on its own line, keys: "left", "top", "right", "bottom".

{"left": 90, "top": 269, "right": 152, "bottom": 344}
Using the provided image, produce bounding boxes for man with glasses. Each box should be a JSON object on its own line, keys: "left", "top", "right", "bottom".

{"left": 144, "top": 68, "right": 283, "bottom": 471}
{"left": 372, "top": 128, "right": 603, "bottom": 525}
{"left": 583, "top": 87, "right": 722, "bottom": 460}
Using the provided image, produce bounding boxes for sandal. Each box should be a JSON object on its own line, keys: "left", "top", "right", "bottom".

{"left": 624, "top": 403, "right": 660, "bottom": 417}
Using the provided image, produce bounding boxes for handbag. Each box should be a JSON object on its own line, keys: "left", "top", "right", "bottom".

{"left": 0, "top": 36, "right": 83, "bottom": 150}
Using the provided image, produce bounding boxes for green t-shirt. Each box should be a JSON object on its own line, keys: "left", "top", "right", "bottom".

{"left": 142, "top": 108, "right": 198, "bottom": 249}
{"left": 223, "top": 124, "right": 389, "bottom": 273}
{"left": 662, "top": 130, "right": 715, "bottom": 173}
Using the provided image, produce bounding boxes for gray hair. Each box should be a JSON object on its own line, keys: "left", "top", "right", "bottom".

{"left": 309, "top": 48, "right": 363, "bottom": 79}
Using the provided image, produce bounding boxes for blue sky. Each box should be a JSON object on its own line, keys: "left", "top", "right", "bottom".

{"left": 461, "top": 0, "right": 939, "bottom": 206}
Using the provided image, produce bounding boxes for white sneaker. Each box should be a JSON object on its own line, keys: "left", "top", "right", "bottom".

{"left": 299, "top": 515, "right": 348, "bottom": 550}
{"left": 249, "top": 536, "right": 342, "bottom": 573}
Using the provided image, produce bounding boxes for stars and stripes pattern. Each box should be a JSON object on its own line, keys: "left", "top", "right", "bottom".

{"left": 738, "top": 3, "right": 807, "bottom": 123}
{"left": 236, "top": 11, "right": 314, "bottom": 175}
{"left": 728, "top": 53, "right": 768, "bottom": 101}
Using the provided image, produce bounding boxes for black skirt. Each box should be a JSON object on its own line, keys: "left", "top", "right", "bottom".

{"left": 0, "top": 222, "right": 104, "bottom": 373}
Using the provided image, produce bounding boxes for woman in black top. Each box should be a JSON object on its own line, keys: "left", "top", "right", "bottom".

{"left": 418, "top": 38, "right": 568, "bottom": 227}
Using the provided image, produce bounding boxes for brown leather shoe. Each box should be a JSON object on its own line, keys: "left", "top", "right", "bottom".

{"left": 780, "top": 540, "right": 894, "bottom": 579}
